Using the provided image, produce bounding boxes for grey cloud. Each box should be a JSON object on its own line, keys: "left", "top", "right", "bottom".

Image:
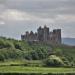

{"left": 4, "top": 0, "right": 75, "bottom": 19}
{"left": 0, "top": 0, "right": 6, "bottom": 4}
{"left": 0, "top": 0, "right": 75, "bottom": 38}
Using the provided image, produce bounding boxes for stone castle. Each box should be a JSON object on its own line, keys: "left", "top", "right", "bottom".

{"left": 21, "top": 26, "right": 61, "bottom": 44}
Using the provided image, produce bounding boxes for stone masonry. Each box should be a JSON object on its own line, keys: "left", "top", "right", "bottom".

{"left": 21, "top": 25, "right": 61, "bottom": 44}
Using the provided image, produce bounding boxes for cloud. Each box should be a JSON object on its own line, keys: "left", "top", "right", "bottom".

{"left": 0, "top": 0, "right": 75, "bottom": 38}
{"left": 1, "top": 9, "right": 26, "bottom": 21}
{"left": 0, "top": 0, "right": 6, "bottom": 4}
{"left": 0, "top": 9, "right": 55, "bottom": 23}
{"left": 0, "top": 21, "right": 5, "bottom": 25}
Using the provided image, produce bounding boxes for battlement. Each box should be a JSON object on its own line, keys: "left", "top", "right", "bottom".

{"left": 21, "top": 26, "right": 61, "bottom": 44}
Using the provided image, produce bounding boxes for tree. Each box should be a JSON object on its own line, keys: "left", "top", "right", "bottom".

{"left": 45, "top": 55, "right": 65, "bottom": 67}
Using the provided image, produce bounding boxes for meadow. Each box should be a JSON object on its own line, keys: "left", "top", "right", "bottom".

{"left": 0, "top": 66, "right": 75, "bottom": 75}
{"left": 0, "top": 61, "right": 75, "bottom": 75}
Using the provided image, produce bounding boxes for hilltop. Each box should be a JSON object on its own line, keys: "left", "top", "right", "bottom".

{"left": 0, "top": 37, "right": 75, "bottom": 67}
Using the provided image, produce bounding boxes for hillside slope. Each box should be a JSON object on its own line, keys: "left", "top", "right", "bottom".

{"left": 0, "top": 37, "right": 75, "bottom": 67}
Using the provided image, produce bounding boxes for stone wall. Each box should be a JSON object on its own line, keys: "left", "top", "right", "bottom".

{"left": 21, "top": 26, "right": 61, "bottom": 44}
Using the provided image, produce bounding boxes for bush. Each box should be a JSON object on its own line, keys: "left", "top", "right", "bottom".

{"left": 45, "top": 55, "right": 65, "bottom": 67}
{"left": 14, "top": 42, "right": 22, "bottom": 50}
{"left": 0, "top": 39, "right": 14, "bottom": 49}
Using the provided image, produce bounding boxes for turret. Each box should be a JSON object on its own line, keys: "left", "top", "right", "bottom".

{"left": 53, "top": 29, "right": 61, "bottom": 44}
{"left": 37, "top": 26, "right": 44, "bottom": 41}
{"left": 43, "top": 25, "right": 49, "bottom": 42}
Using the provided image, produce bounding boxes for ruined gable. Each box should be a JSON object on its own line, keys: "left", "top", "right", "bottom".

{"left": 21, "top": 25, "right": 61, "bottom": 44}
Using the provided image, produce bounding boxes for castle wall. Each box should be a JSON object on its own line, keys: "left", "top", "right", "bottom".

{"left": 21, "top": 26, "right": 61, "bottom": 44}
{"left": 53, "top": 29, "right": 61, "bottom": 44}
{"left": 37, "top": 27, "right": 44, "bottom": 41}
{"left": 43, "top": 26, "right": 49, "bottom": 42}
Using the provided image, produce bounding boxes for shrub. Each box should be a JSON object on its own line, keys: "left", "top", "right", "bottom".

{"left": 45, "top": 55, "right": 65, "bottom": 67}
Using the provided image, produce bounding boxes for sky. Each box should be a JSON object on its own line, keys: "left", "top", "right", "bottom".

{"left": 0, "top": 0, "right": 75, "bottom": 39}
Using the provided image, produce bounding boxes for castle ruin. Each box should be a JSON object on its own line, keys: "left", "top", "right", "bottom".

{"left": 21, "top": 26, "right": 61, "bottom": 44}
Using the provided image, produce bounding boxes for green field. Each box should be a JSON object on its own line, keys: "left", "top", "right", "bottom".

{"left": 0, "top": 61, "right": 74, "bottom": 75}
{"left": 0, "top": 66, "right": 75, "bottom": 74}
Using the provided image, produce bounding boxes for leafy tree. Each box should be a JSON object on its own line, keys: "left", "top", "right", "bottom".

{"left": 45, "top": 55, "right": 65, "bottom": 67}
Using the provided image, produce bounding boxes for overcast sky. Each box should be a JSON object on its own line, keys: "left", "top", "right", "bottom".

{"left": 0, "top": 0, "right": 75, "bottom": 39}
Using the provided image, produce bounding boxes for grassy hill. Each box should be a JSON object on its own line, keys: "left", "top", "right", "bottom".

{"left": 0, "top": 37, "right": 75, "bottom": 67}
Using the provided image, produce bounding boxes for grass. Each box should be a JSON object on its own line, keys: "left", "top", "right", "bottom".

{"left": 0, "top": 60, "right": 75, "bottom": 74}
{"left": 0, "top": 66, "right": 75, "bottom": 74}
{"left": 0, "top": 60, "right": 43, "bottom": 67}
